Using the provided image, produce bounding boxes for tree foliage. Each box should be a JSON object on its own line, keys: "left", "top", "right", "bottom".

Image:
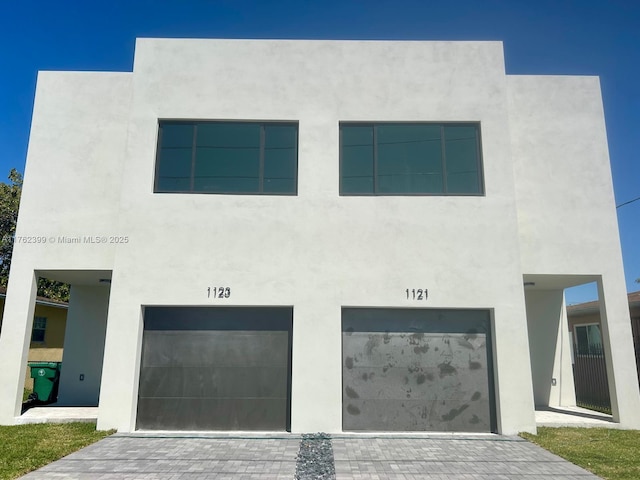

{"left": 0, "top": 169, "right": 23, "bottom": 285}
{"left": 37, "top": 279, "right": 70, "bottom": 303}
{"left": 0, "top": 169, "right": 69, "bottom": 302}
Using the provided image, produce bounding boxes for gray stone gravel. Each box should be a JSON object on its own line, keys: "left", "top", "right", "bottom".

{"left": 295, "top": 433, "right": 336, "bottom": 480}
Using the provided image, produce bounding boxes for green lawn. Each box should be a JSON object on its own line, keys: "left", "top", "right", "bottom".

{"left": 521, "top": 427, "right": 640, "bottom": 480}
{"left": 0, "top": 423, "right": 113, "bottom": 479}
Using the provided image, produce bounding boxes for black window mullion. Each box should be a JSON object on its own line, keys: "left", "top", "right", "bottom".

{"left": 440, "top": 125, "right": 448, "bottom": 194}
{"left": 259, "top": 125, "right": 265, "bottom": 193}
{"left": 373, "top": 125, "right": 378, "bottom": 195}
{"left": 475, "top": 126, "right": 483, "bottom": 194}
{"left": 338, "top": 125, "right": 342, "bottom": 194}
{"left": 190, "top": 124, "right": 198, "bottom": 192}
{"left": 154, "top": 124, "right": 163, "bottom": 192}
{"left": 294, "top": 125, "right": 299, "bottom": 195}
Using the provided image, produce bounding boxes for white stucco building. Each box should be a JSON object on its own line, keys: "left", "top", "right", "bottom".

{"left": 0, "top": 39, "right": 638, "bottom": 434}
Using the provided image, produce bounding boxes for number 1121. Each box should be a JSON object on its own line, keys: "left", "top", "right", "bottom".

{"left": 406, "top": 288, "right": 428, "bottom": 300}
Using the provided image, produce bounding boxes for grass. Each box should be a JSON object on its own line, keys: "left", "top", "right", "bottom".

{"left": 577, "top": 402, "right": 613, "bottom": 416}
{"left": 0, "top": 423, "right": 113, "bottom": 479}
{"left": 521, "top": 427, "right": 640, "bottom": 480}
{"left": 22, "top": 389, "right": 32, "bottom": 402}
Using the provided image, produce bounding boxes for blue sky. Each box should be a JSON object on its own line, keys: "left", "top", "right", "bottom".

{"left": 0, "top": 0, "right": 638, "bottom": 303}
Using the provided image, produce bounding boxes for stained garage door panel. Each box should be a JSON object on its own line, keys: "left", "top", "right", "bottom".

{"left": 342, "top": 308, "right": 495, "bottom": 433}
{"left": 343, "top": 398, "right": 491, "bottom": 431}
{"left": 344, "top": 365, "right": 489, "bottom": 401}
{"left": 137, "top": 398, "right": 287, "bottom": 431}
{"left": 141, "top": 331, "right": 289, "bottom": 367}
{"left": 138, "top": 366, "right": 288, "bottom": 398}
{"left": 343, "top": 332, "right": 487, "bottom": 371}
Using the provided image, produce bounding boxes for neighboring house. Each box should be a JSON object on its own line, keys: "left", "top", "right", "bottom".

{"left": 1, "top": 39, "right": 639, "bottom": 435}
{"left": 568, "top": 291, "right": 640, "bottom": 368}
{"left": 0, "top": 287, "right": 68, "bottom": 390}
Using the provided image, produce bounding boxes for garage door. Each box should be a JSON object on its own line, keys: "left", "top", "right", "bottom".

{"left": 342, "top": 308, "right": 495, "bottom": 432}
{"left": 137, "top": 307, "right": 292, "bottom": 431}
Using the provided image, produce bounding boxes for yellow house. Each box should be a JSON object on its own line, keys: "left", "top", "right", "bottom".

{"left": 0, "top": 287, "right": 68, "bottom": 390}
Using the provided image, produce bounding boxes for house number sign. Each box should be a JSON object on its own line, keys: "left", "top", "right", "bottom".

{"left": 406, "top": 288, "right": 428, "bottom": 300}
{"left": 207, "top": 286, "right": 231, "bottom": 299}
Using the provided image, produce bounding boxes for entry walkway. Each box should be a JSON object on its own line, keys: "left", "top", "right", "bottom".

{"left": 535, "top": 405, "right": 618, "bottom": 428}
{"left": 17, "top": 407, "right": 98, "bottom": 425}
{"left": 19, "top": 432, "right": 601, "bottom": 479}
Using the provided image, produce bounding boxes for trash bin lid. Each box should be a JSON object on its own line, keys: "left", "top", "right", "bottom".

{"left": 28, "top": 362, "right": 59, "bottom": 368}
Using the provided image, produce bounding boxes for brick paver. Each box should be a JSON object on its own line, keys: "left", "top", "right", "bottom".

{"left": 20, "top": 436, "right": 300, "bottom": 479}
{"left": 19, "top": 433, "right": 602, "bottom": 479}
{"left": 332, "top": 436, "right": 601, "bottom": 479}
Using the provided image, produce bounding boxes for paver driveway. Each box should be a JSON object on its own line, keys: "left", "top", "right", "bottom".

{"left": 331, "top": 436, "right": 601, "bottom": 479}
{"left": 19, "top": 433, "right": 601, "bottom": 479}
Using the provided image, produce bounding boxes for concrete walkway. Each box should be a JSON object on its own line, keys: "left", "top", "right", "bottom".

{"left": 17, "top": 407, "right": 98, "bottom": 425}
{"left": 535, "top": 405, "right": 617, "bottom": 428}
{"left": 19, "top": 433, "right": 601, "bottom": 479}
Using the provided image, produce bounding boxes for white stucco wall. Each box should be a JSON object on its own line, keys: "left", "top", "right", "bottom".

{"left": 57, "top": 286, "right": 110, "bottom": 406}
{"left": 0, "top": 71, "right": 131, "bottom": 423}
{"left": 95, "top": 39, "right": 535, "bottom": 434}
{"left": 525, "top": 290, "right": 576, "bottom": 407}
{"left": 508, "top": 75, "right": 621, "bottom": 275}
{"left": 1, "top": 39, "right": 636, "bottom": 433}
{"left": 509, "top": 77, "right": 640, "bottom": 426}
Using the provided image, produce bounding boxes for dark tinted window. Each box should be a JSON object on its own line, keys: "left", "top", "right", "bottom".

{"left": 340, "top": 123, "right": 483, "bottom": 195}
{"left": 155, "top": 122, "right": 298, "bottom": 195}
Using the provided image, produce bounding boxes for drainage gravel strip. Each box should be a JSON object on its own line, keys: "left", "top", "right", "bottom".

{"left": 295, "top": 433, "right": 336, "bottom": 480}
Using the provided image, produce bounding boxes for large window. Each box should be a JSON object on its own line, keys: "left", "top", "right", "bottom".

{"left": 340, "top": 123, "right": 483, "bottom": 195}
{"left": 155, "top": 121, "right": 298, "bottom": 194}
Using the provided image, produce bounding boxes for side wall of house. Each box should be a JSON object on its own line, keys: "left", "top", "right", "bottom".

{"left": 508, "top": 76, "right": 640, "bottom": 427}
{"left": 568, "top": 312, "right": 601, "bottom": 336}
{"left": 0, "top": 72, "right": 132, "bottom": 423}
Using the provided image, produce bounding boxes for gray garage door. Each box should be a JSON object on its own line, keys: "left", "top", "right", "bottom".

{"left": 137, "top": 307, "right": 292, "bottom": 431}
{"left": 342, "top": 308, "right": 495, "bottom": 432}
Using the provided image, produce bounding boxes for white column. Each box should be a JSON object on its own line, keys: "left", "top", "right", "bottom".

{"left": 56, "top": 286, "right": 110, "bottom": 406}
{"left": 557, "top": 294, "right": 577, "bottom": 407}
{"left": 96, "top": 287, "right": 144, "bottom": 432}
{"left": 290, "top": 302, "right": 342, "bottom": 433}
{"left": 0, "top": 269, "right": 37, "bottom": 424}
{"left": 598, "top": 277, "right": 640, "bottom": 427}
{"left": 524, "top": 289, "right": 576, "bottom": 408}
{"left": 492, "top": 302, "right": 537, "bottom": 435}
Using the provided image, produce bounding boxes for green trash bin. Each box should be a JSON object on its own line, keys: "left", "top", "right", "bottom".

{"left": 28, "top": 362, "right": 61, "bottom": 404}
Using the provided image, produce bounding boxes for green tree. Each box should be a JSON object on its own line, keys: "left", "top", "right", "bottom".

{"left": 0, "top": 169, "right": 69, "bottom": 302}
{"left": 0, "top": 169, "right": 23, "bottom": 285}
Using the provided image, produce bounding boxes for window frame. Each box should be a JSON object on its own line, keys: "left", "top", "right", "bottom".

{"left": 31, "top": 316, "right": 47, "bottom": 343}
{"left": 573, "top": 322, "right": 604, "bottom": 356}
{"left": 154, "top": 120, "right": 299, "bottom": 195}
{"left": 339, "top": 122, "right": 485, "bottom": 196}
